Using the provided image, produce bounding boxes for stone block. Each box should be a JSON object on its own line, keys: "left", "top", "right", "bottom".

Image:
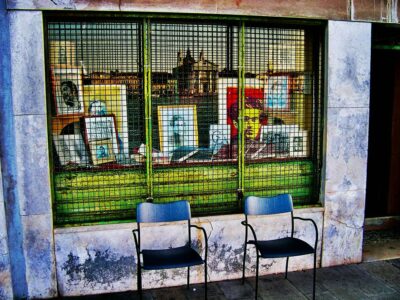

{"left": 327, "top": 21, "right": 371, "bottom": 108}
{"left": 322, "top": 190, "right": 366, "bottom": 267}
{"left": 9, "top": 11, "right": 46, "bottom": 116}
{"left": 55, "top": 224, "right": 136, "bottom": 296}
{"left": 325, "top": 107, "right": 369, "bottom": 193}
{"left": 324, "top": 190, "right": 366, "bottom": 228}
{"left": 21, "top": 214, "right": 57, "bottom": 298}
{"left": 14, "top": 115, "right": 51, "bottom": 215}
{"left": 0, "top": 254, "right": 13, "bottom": 300}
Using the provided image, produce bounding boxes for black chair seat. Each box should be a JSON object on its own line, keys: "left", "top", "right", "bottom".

{"left": 142, "top": 245, "right": 204, "bottom": 270}
{"left": 250, "top": 237, "right": 314, "bottom": 258}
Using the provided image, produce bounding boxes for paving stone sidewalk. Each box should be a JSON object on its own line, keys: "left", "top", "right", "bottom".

{"left": 59, "top": 259, "right": 400, "bottom": 300}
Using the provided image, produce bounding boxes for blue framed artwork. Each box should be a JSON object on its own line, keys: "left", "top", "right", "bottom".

{"left": 265, "top": 75, "right": 291, "bottom": 111}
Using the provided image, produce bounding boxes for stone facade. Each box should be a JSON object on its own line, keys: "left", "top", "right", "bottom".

{"left": 322, "top": 21, "right": 371, "bottom": 267}
{"left": 55, "top": 209, "right": 323, "bottom": 296}
{"left": 0, "top": 2, "right": 374, "bottom": 299}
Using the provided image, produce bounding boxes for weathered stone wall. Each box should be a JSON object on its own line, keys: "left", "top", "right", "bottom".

{"left": 1, "top": 2, "right": 17, "bottom": 298}
{"left": 55, "top": 209, "right": 323, "bottom": 296}
{"left": 322, "top": 21, "right": 371, "bottom": 267}
{"left": 5, "top": 0, "right": 400, "bottom": 23}
{"left": 0, "top": 161, "right": 13, "bottom": 300}
{"left": 0, "top": 8, "right": 58, "bottom": 299}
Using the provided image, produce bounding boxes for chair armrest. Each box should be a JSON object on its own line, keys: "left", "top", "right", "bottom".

{"left": 132, "top": 229, "right": 141, "bottom": 259}
{"left": 241, "top": 220, "right": 258, "bottom": 244}
{"left": 293, "top": 217, "right": 318, "bottom": 250}
{"left": 190, "top": 224, "right": 208, "bottom": 261}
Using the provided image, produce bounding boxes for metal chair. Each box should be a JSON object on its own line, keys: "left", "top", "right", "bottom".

{"left": 241, "top": 194, "right": 318, "bottom": 300}
{"left": 132, "top": 200, "right": 208, "bottom": 299}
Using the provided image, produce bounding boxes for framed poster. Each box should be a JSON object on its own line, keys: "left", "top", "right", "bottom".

{"left": 51, "top": 68, "right": 84, "bottom": 116}
{"left": 53, "top": 134, "right": 89, "bottom": 166}
{"left": 217, "top": 78, "right": 265, "bottom": 125}
{"left": 209, "top": 124, "right": 230, "bottom": 154}
{"left": 81, "top": 115, "right": 119, "bottom": 155}
{"left": 158, "top": 105, "right": 198, "bottom": 153}
{"left": 260, "top": 125, "right": 296, "bottom": 157}
{"left": 83, "top": 85, "right": 128, "bottom": 156}
{"left": 289, "top": 130, "right": 308, "bottom": 157}
{"left": 265, "top": 75, "right": 291, "bottom": 111}
{"left": 89, "top": 139, "right": 116, "bottom": 165}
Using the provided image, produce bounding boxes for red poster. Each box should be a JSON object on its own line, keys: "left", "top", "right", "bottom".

{"left": 226, "top": 87, "right": 265, "bottom": 139}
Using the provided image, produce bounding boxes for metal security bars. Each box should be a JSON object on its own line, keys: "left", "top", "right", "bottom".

{"left": 45, "top": 15, "right": 324, "bottom": 226}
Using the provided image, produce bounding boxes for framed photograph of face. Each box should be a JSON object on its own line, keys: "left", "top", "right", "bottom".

{"left": 158, "top": 105, "right": 198, "bottom": 153}
{"left": 51, "top": 68, "right": 84, "bottom": 116}
{"left": 89, "top": 139, "right": 116, "bottom": 165}
{"left": 81, "top": 115, "right": 119, "bottom": 156}
{"left": 83, "top": 85, "right": 128, "bottom": 156}
{"left": 209, "top": 124, "right": 230, "bottom": 154}
{"left": 265, "top": 75, "right": 291, "bottom": 112}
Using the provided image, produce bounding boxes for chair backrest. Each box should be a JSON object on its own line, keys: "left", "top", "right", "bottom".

{"left": 244, "top": 194, "right": 293, "bottom": 216}
{"left": 136, "top": 200, "right": 191, "bottom": 223}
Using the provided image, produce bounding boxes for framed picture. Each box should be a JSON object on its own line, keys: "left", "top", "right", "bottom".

{"left": 83, "top": 85, "right": 128, "bottom": 156}
{"left": 217, "top": 78, "right": 265, "bottom": 126}
{"left": 51, "top": 68, "right": 84, "bottom": 116}
{"left": 158, "top": 105, "right": 198, "bottom": 153}
{"left": 89, "top": 139, "right": 116, "bottom": 165}
{"left": 265, "top": 75, "right": 291, "bottom": 111}
{"left": 209, "top": 124, "right": 230, "bottom": 154}
{"left": 81, "top": 115, "right": 119, "bottom": 155}
{"left": 217, "top": 78, "right": 266, "bottom": 140}
{"left": 260, "top": 125, "right": 300, "bottom": 157}
{"left": 49, "top": 41, "right": 76, "bottom": 67}
{"left": 289, "top": 130, "right": 308, "bottom": 157}
{"left": 53, "top": 134, "right": 89, "bottom": 166}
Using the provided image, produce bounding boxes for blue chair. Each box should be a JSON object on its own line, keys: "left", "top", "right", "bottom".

{"left": 241, "top": 194, "right": 318, "bottom": 300}
{"left": 132, "top": 200, "right": 208, "bottom": 299}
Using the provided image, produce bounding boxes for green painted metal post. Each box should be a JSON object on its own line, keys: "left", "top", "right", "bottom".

{"left": 238, "top": 22, "right": 246, "bottom": 200}
{"left": 143, "top": 19, "right": 153, "bottom": 201}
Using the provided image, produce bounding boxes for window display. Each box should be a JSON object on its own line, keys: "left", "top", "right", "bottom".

{"left": 46, "top": 18, "right": 323, "bottom": 225}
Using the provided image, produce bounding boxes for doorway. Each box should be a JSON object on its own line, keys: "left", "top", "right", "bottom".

{"left": 363, "top": 25, "right": 400, "bottom": 262}
{"left": 366, "top": 26, "right": 400, "bottom": 219}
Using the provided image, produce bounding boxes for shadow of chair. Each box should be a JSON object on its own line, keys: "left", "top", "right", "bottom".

{"left": 241, "top": 194, "right": 318, "bottom": 300}
{"left": 133, "top": 200, "right": 208, "bottom": 299}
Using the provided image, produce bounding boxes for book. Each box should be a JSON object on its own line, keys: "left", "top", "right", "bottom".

{"left": 188, "top": 147, "right": 214, "bottom": 161}
{"left": 170, "top": 146, "right": 199, "bottom": 162}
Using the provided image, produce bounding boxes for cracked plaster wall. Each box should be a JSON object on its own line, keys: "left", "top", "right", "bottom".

{"left": 322, "top": 21, "right": 371, "bottom": 267}
{"left": 55, "top": 209, "right": 323, "bottom": 296}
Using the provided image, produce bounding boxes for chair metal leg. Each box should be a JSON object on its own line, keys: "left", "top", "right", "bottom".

{"left": 204, "top": 261, "right": 208, "bottom": 300}
{"left": 312, "top": 251, "right": 317, "bottom": 300}
{"left": 242, "top": 242, "right": 247, "bottom": 284}
{"left": 187, "top": 266, "right": 190, "bottom": 289}
{"left": 137, "top": 266, "right": 142, "bottom": 300}
{"left": 255, "top": 255, "right": 259, "bottom": 300}
{"left": 285, "top": 257, "right": 289, "bottom": 279}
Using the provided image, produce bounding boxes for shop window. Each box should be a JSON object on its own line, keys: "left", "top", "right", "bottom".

{"left": 46, "top": 16, "right": 324, "bottom": 226}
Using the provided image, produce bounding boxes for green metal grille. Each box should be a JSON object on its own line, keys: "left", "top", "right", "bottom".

{"left": 45, "top": 15, "right": 324, "bottom": 226}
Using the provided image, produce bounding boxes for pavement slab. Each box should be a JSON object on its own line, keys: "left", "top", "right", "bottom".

{"left": 57, "top": 259, "right": 400, "bottom": 300}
